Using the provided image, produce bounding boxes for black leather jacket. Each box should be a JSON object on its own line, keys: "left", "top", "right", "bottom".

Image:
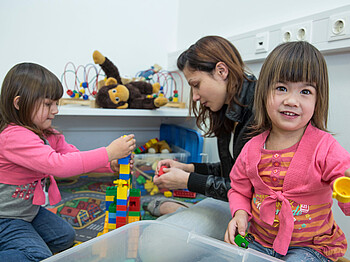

{"left": 187, "top": 74, "right": 256, "bottom": 201}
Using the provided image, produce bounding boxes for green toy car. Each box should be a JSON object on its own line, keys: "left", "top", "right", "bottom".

{"left": 234, "top": 233, "right": 255, "bottom": 248}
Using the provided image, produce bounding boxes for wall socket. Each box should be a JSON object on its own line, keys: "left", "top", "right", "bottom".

{"left": 328, "top": 12, "right": 350, "bottom": 41}
{"left": 255, "top": 32, "right": 269, "bottom": 53}
{"left": 281, "top": 21, "right": 312, "bottom": 43}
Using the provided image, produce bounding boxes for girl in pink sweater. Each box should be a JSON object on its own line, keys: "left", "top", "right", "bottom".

{"left": 224, "top": 41, "right": 350, "bottom": 261}
{"left": 0, "top": 63, "right": 136, "bottom": 261}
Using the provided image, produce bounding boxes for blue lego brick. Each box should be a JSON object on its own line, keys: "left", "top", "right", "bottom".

{"left": 116, "top": 210, "right": 128, "bottom": 217}
{"left": 108, "top": 212, "right": 116, "bottom": 219}
{"left": 118, "top": 155, "right": 131, "bottom": 165}
{"left": 105, "top": 202, "right": 112, "bottom": 211}
{"left": 108, "top": 218, "right": 116, "bottom": 224}
{"left": 119, "top": 173, "right": 130, "bottom": 180}
{"left": 116, "top": 199, "right": 128, "bottom": 205}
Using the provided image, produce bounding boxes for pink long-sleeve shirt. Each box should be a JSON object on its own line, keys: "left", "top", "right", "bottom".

{"left": 0, "top": 124, "right": 112, "bottom": 206}
{"left": 228, "top": 123, "right": 350, "bottom": 258}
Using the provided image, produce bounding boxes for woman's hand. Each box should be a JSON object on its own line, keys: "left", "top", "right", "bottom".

{"left": 153, "top": 167, "right": 190, "bottom": 190}
{"left": 156, "top": 159, "right": 194, "bottom": 174}
{"left": 224, "top": 210, "right": 249, "bottom": 245}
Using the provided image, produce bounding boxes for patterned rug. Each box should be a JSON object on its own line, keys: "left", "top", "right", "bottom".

{"left": 47, "top": 174, "right": 203, "bottom": 244}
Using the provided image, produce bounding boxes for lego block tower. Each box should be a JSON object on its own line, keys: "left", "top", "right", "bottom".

{"left": 101, "top": 154, "right": 141, "bottom": 235}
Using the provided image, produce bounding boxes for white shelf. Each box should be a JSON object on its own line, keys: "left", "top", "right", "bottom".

{"left": 57, "top": 104, "right": 191, "bottom": 117}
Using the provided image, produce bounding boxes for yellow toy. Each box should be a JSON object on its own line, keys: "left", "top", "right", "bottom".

{"left": 332, "top": 177, "right": 350, "bottom": 203}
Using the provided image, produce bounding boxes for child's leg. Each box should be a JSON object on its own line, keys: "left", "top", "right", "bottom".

{"left": 249, "top": 241, "right": 331, "bottom": 262}
{"left": 0, "top": 217, "right": 52, "bottom": 261}
{"left": 283, "top": 246, "right": 331, "bottom": 262}
{"left": 32, "top": 207, "right": 76, "bottom": 253}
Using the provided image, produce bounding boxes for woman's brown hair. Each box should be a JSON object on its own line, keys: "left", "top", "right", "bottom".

{"left": 253, "top": 41, "right": 329, "bottom": 135}
{"left": 0, "top": 63, "right": 63, "bottom": 139}
{"left": 177, "top": 35, "right": 252, "bottom": 137}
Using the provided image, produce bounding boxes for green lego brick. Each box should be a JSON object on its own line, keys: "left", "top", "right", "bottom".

{"left": 128, "top": 211, "right": 140, "bottom": 217}
{"left": 108, "top": 201, "right": 116, "bottom": 213}
{"left": 106, "top": 186, "right": 117, "bottom": 196}
{"left": 136, "top": 176, "right": 146, "bottom": 185}
{"left": 130, "top": 188, "right": 141, "bottom": 197}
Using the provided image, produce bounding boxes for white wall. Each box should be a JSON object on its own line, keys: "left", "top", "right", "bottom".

{"left": 175, "top": 0, "right": 350, "bottom": 51}
{"left": 0, "top": 0, "right": 178, "bottom": 84}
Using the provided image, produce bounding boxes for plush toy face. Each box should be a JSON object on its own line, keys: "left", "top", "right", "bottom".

{"left": 108, "top": 85, "right": 129, "bottom": 105}
{"left": 95, "top": 83, "right": 130, "bottom": 109}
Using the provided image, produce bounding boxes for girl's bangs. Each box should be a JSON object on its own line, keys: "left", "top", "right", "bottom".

{"left": 270, "top": 57, "right": 318, "bottom": 87}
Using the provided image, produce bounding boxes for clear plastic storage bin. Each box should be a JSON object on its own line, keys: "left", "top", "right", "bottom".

{"left": 43, "top": 220, "right": 282, "bottom": 262}
{"left": 134, "top": 144, "right": 190, "bottom": 166}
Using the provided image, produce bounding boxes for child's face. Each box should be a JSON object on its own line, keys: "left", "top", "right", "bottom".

{"left": 266, "top": 81, "right": 316, "bottom": 135}
{"left": 183, "top": 67, "right": 228, "bottom": 112}
{"left": 32, "top": 99, "right": 59, "bottom": 130}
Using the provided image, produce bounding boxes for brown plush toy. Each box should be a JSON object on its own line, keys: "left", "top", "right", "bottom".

{"left": 93, "top": 50, "right": 168, "bottom": 109}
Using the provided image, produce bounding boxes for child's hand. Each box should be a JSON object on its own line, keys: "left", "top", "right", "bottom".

{"left": 224, "top": 210, "right": 249, "bottom": 245}
{"left": 110, "top": 160, "right": 119, "bottom": 172}
{"left": 110, "top": 154, "right": 134, "bottom": 173}
{"left": 345, "top": 168, "right": 350, "bottom": 177}
{"left": 106, "top": 134, "right": 136, "bottom": 161}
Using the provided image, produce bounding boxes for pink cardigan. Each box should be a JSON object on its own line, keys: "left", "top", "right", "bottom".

{"left": 228, "top": 123, "right": 350, "bottom": 255}
{"left": 0, "top": 125, "right": 112, "bottom": 206}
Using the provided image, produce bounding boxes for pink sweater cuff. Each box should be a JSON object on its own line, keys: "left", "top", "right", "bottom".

{"left": 79, "top": 147, "right": 109, "bottom": 173}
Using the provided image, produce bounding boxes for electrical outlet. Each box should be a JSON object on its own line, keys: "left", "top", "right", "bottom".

{"left": 328, "top": 12, "right": 350, "bottom": 41}
{"left": 281, "top": 21, "right": 312, "bottom": 43}
{"left": 255, "top": 32, "right": 269, "bottom": 53}
{"left": 282, "top": 29, "right": 292, "bottom": 42}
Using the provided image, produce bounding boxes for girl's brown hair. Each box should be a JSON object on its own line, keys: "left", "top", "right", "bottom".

{"left": 0, "top": 62, "right": 63, "bottom": 139}
{"left": 177, "top": 35, "right": 252, "bottom": 137}
{"left": 253, "top": 41, "right": 329, "bottom": 134}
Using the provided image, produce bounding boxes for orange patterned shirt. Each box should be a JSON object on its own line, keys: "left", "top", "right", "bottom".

{"left": 249, "top": 143, "right": 347, "bottom": 261}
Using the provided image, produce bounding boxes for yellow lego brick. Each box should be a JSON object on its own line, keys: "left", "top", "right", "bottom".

{"left": 117, "top": 187, "right": 129, "bottom": 200}
{"left": 128, "top": 216, "right": 140, "bottom": 223}
{"left": 144, "top": 180, "right": 154, "bottom": 191}
{"left": 105, "top": 196, "right": 114, "bottom": 201}
{"left": 164, "top": 191, "right": 173, "bottom": 197}
{"left": 119, "top": 164, "right": 130, "bottom": 174}
{"left": 108, "top": 223, "right": 116, "bottom": 230}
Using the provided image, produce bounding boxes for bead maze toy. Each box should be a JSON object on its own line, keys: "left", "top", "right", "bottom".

{"left": 136, "top": 65, "right": 186, "bottom": 108}
{"left": 332, "top": 176, "right": 350, "bottom": 203}
{"left": 60, "top": 62, "right": 105, "bottom": 107}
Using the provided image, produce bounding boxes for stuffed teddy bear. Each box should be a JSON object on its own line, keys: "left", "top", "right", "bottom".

{"left": 93, "top": 51, "right": 168, "bottom": 109}
{"left": 147, "top": 140, "right": 171, "bottom": 154}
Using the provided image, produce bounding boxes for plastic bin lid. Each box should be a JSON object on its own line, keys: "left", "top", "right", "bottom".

{"left": 160, "top": 124, "right": 203, "bottom": 163}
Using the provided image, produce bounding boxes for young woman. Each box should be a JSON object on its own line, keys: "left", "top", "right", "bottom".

{"left": 146, "top": 35, "right": 256, "bottom": 240}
